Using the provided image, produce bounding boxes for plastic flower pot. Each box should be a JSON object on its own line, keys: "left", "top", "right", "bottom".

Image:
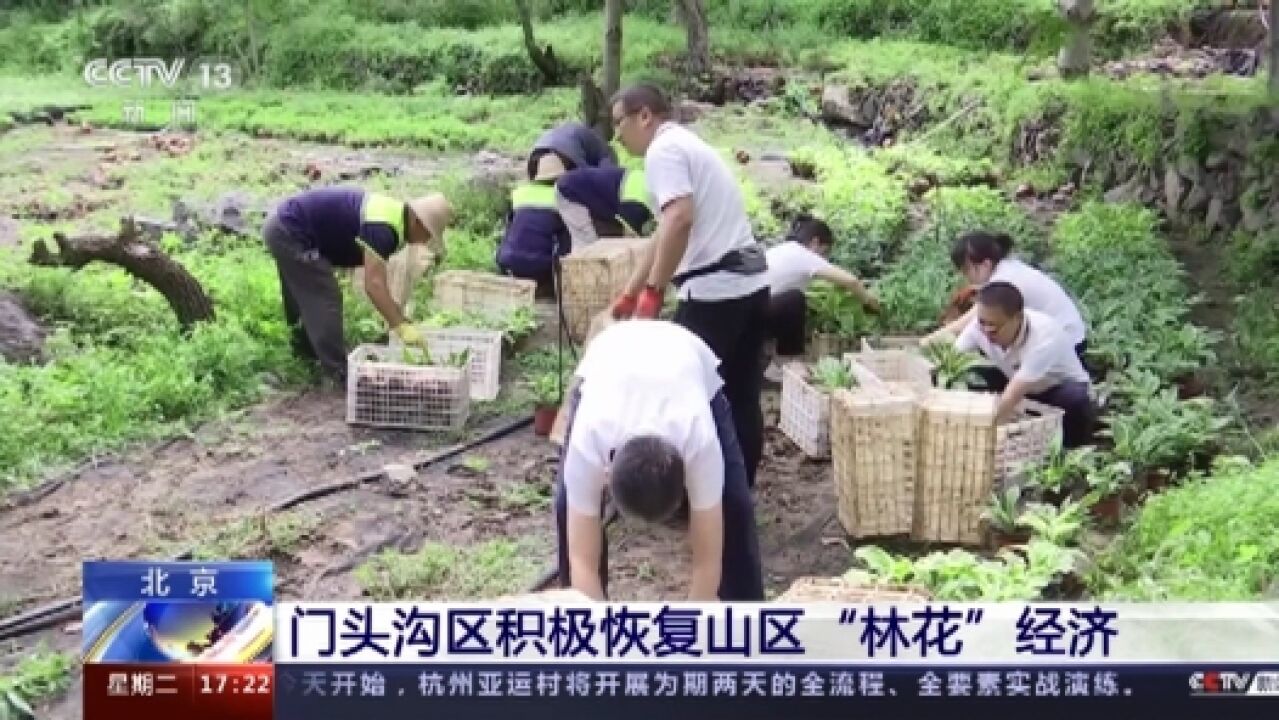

{"left": 533, "top": 404, "right": 559, "bottom": 437}
{"left": 1089, "top": 494, "right": 1124, "bottom": 524}
{"left": 989, "top": 528, "right": 1031, "bottom": 551}
{"left": 1141, "top": 468, "right": 1171, "bottom": 494}
{"left": 1175, "top": 373, "right": 1208, "bottom": 400}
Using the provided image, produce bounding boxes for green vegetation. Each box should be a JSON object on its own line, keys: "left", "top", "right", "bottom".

{"left": 1092, "top": 456, "right": 1279, "bottom": 600}
{"left": 0, "top": 237, "right": 313, "bottom": 488}
{"left": 354, "top": 538, "right": 544, "bottom": 600}
{"left": 0, "top": 650, "right": 74, "bottom": 720}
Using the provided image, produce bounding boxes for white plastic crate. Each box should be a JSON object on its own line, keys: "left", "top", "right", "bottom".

{"left": 778, "top": 361, "right": 832, "bottom": 458}
{"left": 346, "top": 344, "right": 470, "bottom": 432}
{"left": 389, "top": 327, "right": 503, "bottom": 401}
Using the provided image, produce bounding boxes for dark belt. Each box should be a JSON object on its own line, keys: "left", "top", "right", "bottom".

{"left": 671, "top": 244, "right": 767, "bottom": 288}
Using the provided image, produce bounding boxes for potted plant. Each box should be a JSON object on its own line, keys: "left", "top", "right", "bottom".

{"left": 529, "top": 371, "right": 562, "bottom": 436}
{"left": 921, "top": 341, "right": 984, "bottom": 389}
{"left": 1017, "top": 499, "right": 1086, "bottom": 547}
{"left": 810, "top": 356, "right": 857, "bottom": 392}
{"left": 980, "top": 486, "right": 1030, "bottom": 549}
{"left": 1082, "top": 458, "right": 1133, "bottom": 524}
{"left": 1023, "top": 444, "right": 1096, "bottom": 504}
{"left": 806, "top": 284, "right": 865, "bottom": 358}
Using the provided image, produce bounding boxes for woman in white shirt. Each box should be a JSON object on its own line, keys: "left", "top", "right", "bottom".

{"left": 928, "top": 230, "right": 1088, "bottom": 366}
{"left": 764, "top": 217, "right": 880, "bottom": 381}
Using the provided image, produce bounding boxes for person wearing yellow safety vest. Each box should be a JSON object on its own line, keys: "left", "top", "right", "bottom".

{"left": 496, "top": 154, "right": 571, "bottom": 296}
{"left": 553, "top": 165, "right": 655, "bottom": 249}
{"left": 264, "top": 186, "right": 452, "bottom": 385}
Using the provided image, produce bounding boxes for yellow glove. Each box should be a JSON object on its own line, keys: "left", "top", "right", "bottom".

{"left": 393, "top": 322, "right": 426, "bottom": 348}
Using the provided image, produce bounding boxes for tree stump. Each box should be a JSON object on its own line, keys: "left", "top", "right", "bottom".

{"left": 28, "top": 217, "right": 215, "bottom": 330}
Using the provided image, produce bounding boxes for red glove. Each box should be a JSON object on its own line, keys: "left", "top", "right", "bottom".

{"left": 635, "top": 285, "right": 663, "bottom": 319}
{"left": 610, "top": 292, "right": 637, "bottom": 319}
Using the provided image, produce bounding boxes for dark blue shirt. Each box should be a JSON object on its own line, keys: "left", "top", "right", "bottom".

{"left": 527, "top": 122, "right": 617, "bottom": 178}
{"left": 556, "top": 167, "right": 653, "bottom": 234}
{"left": 275, "top": 187, "right": 400, "bottom": 268}
{"left": 496, "top": 208, "right": 569, "bottom": 280}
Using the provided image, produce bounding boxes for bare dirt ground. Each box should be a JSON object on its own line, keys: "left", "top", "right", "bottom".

{"left": 5, "top": 385, "right": 847, "bottom": 720}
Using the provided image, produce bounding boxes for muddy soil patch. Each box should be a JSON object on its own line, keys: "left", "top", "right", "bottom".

{"left": 0, "top": 389, "right": 475, "bottom": 614}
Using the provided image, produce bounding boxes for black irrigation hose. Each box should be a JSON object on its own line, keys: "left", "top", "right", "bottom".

{"left": 0, "top": 414, "right": 534, "bottom": 643}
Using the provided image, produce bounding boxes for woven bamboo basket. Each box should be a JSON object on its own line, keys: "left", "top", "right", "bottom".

{"left": 831, "top": 382, "right": 922, "bottom": 539}
{"left": 914, "top": 390, "right": 1065, "bottom": 544}
{"left": 844, "top": 348, "right": 933, "bottom": 391}
{"left": 860, "top": 335, "right": 926, "bottom": 351}
{"left": 432, "top": 270, "right": 536, "bottom": 316}
{"left": 775, "top": 576, "right": 932, "bottom": 603}
{"left": 560, "top": 237, "right": 648, "bottom": 342}
{"left": 996, "top": 399, "right": 1064, "bottom": 487}
{"left": 914, "top": 389, "right": 998, "bottom": 545}
{"left": 778, "top": 362, "right": 833, "bottom": 458}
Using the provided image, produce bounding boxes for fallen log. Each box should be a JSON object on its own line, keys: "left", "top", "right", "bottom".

{"left": 29, "top": 217, "right": 215, "bottom": 329}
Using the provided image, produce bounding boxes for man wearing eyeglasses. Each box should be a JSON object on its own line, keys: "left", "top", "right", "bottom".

{"left": 958, "top": 281, "right": 1096, "bottom": 448}
{"left": 606, "top": 83, "right": 771, "bottom": 489}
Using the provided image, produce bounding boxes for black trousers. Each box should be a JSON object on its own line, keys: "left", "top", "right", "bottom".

{"left": 263, "top": 213, "right": 346, "bottom": 381}
{"left": 971, "top": 341, "right": 1096, "bottom": 448}
{"left": 553, "top": 388, "right": 765, "bottom": 600}
{"left": 766, "top": 288, "right": 808, "bottom": 356}
{"left": 674, "top": 287, "right": 770, "bottom": 488}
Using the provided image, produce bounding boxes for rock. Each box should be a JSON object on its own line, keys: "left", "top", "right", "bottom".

{"left": 383, "top": 463, "right": 417, "bottom": 484}
{"left": 1241, "top": 201, "right": 1266, "bottom": 232}
{"left": 820, "top": 84, "right": 863, "bottom": 126}
{"left": 211, "top": 191, "right": 256, "bottom": 233}
{"left": 0, "top": 291, "right": 46, "bottom": 364}
{"left": 1183, "top": 182, "right": 1211, "bottom": 215}
{"left": 676, "top": 100, "right": 714, "bottom": 123}
{"left": 1176, "top": 155, "right": 1201, "bottom": 184}
{"left": 1104, "top": 177, "right": 1142, "bottom": 204}
{"left": 1164, "top": 165, "right": 1185, "bottom": 214}
{"left": 0, "top": 216, "right": 19, "bottom": 249}
{"left": 1205, "top": 151, "right": 1229, "bottom": 171}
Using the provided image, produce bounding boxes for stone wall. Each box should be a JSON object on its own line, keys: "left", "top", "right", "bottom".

{"left": 1097, "top": 107, "right": 1279, "bottom": 234}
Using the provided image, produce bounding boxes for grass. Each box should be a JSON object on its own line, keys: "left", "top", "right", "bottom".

{"left": 187, "top": 510, "right": 323, "bottom": 561}
{"left": 354, "top": 538, "right": 545, "bottom": 600}
{"left": 0, "top": 650, "right": 74, "bottom": 718}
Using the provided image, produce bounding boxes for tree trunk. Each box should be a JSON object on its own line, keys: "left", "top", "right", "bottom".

{"left": 1268, "top": 0, "right": 1277, "bottom": 94}
{"left": 1057, "top": 0, "right": 1096, "bottom": 80}
{"left": 674, "top": 0, "right": 711, "bottom": 77}
{"left": 29, "top": 217, "right": 215, "bottom": 329}
{"left": 593, "top": 0, "right": 624, "bottom": 141}
{"left": 581, "top": 74, "right": 608, "bottom": 141}
{"left": 514, "top": 0, "right": 561, "bottom": 86}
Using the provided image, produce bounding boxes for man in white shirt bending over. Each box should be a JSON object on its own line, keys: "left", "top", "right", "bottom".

{"left": 607, "top": 83, "right": 771, "bottom": 489}
{"left": 554, "top": 320, "right": 764, "bottom": 601}
{"left": 956, "top": 281, "right": 1096, "bottom": 448}
{"left": 763, "top": 215, "right": 880, "bottom": 382}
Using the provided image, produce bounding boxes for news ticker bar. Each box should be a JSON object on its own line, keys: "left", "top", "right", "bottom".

{"left": 263, "top": 663, "right": 1279, "bottom": 720}
{"left": 84, "top": 663, "right": 273, "bottom": 720}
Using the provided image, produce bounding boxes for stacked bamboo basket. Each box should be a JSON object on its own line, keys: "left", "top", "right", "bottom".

{"left": 829, "top": 347, "right": 1063, "bottom": 547}
{"left": 432, "top": 270, "right": 537, "bottom": 316}
{"left": 775, "top": 576, "right": 932, "bottom": 603}
{"left": 559, "top": 238, "right": 649, "bottom": 342}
